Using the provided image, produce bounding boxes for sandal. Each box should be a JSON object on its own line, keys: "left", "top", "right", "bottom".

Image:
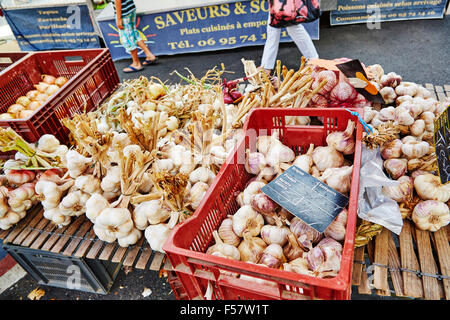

{"left": 123, "top": 65, "right": 143, "bottom": 73}
{"left": 142, "top": 57, "right": 158, "bottom": 66}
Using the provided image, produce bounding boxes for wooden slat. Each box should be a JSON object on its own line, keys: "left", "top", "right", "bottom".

{"left": 443, "top": 84, "right": 450, "bottom": 92}
{"left": 432, "top": 227, "right": 450, "bottom": 300}
{"left": 0, "top": 230, "right": 9, "bottom": 239}
{"left": 373, "top": 228, "right": 390, "bottom": 294}
{"left": 434, "top": 85, "right": 444, "bottom": 92}
{"left": 12, "top": 210, "right": 45, "bottom": 245}
{"left": 111, "top": 246, "right": 128, "bottom": 263}
{"left": 3, "top": 206, "right": 41, "bottom": 244}
{"left": 134, "top": 245, "right": 153, "bottom": 270}
{"left": 50, "top": 216, "right": 86, "bottom": 253}
{"left": 29, "top": 220, "right": 58, "bottom": 250}
{"left": 163, "top": 257, "right": 173, "bottom": 271}
{"left": 21, "top": 216, "right": 52, "bottom": 248}
{"left": 98, "top": 242, "right": 117, "bottom": 261}
{"left": 149, "top": 252, "right": 165, "bottom": 271}
{"left": 424, "top": 83, "right": 437, "bottom": 100}
{"left": 63, "top": 220, "right": 93, "bottom": 256}
{"left": 40, "top": 223, "right": 71, "bottom": 252}
{"left": 73, "top": 229, "right": 97, "bottom": 258}
{"left": 415, "top": 229, "right": 440, "bottom": 300}
{"left": 122, "top": 238, "right": 145, "bottom": 267}
{"left": 358, "top": 266, "right": 372, "bottom": 295}
{"left": 387, "top": 231, "right": 404, "bottom": 297}
{"left": 366, "top": 239, "right": 375, "bottom": 263}
{"left": 352, "top": 246, "right": 365, "bottom": 285}
{"left": 85, "top": 238, "right": 105, "bottom": 259}
{"left": 437, "top": 92, "right": 447, "bottom": 102}
{"left": 399, "top": 220, "right": 423, "bottom": 298}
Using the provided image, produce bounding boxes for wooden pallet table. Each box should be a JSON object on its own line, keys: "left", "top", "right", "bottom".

{"left": 352, "top": 83, "right": 449, "bottom": 300}
{"left": 352, "top": 223, "right": 449, "bottom": 300}
{"left": 0, "top": 205, "right": 168, "bottom": 275}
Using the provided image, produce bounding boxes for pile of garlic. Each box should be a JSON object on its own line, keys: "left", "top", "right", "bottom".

{"left": 0, "top": 134, "right": 70, "bottom": 230}
{"left": 363, "top": 65, "right": 450, "bottom": 232}
{"left": 206, "top": 123, "right": 357, "bottom": 279}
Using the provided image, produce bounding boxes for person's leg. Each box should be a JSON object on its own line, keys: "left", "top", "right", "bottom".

{"left": 286, "top": 24, "right": 319, "bottom": 59}
{"left": 119, "top": 10, "right": 142, "bottom": 72}
{"left": 137, "top": 40, "right": 156, "bottom": 61}
{"left": 261, "top": 18, "right": 282, "bottom": 74}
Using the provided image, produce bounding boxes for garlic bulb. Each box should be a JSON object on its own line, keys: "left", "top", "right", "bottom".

{"left": 319, "top": 166, "right": 353, "bottom": 194}
{"left": 218, "top": 217, "right": 241, "bottom": 247}
{"left": 380, "top": 72, "right": 402, "bottom": 88}
{"left": 117, "top": 228, "right": 142, "bottom": 247}
{"left": 187, "top": 181, "right": 209, "bottom": 210}
{"left": 65, "top": 150, "right": 92, "bottom": 178}
{"left": 35, "top": 180, "right": 73, "bottom": 210}
{"left": 144, "top": 212, "right": 179, "bottom": 253}
{"left": 260, "top": 224, "right": 290, "bottom": 246}
{"left": 5, "top": 169, "right": 35, "bottom": 186}
{"left": 306, "top": 246, "right": 325, "bottom": 272}
{"left": 59, "top": 190, "right": 89, "bottom": 217}
{"left": 414, "top": 174, "right": 450, "bottom": 202}
{"left": 315, "top": 237, "right": 343, "bottom": 274}
{"left": 74, "top": 174, "right": 101, "bottom": 194}
{"left": 326, "top": 120, "right": 356, "bottom": 155}
{"left": 245, "top": 150, "right": 267, "bottom": 175}
{"left": 232, "top": 205, "right": 264, "bottom": 237}
{"left": 138, "top": 172, "right": 153, "bottom": 194}
{"left": 420, "top": 111, "right": 436, "bottom": 132}
{"left": 292, "top": 143, "right": 314, "bottom": 173}
{"left": 86, "top": 193, "right": 110, "bottom": 223}
{"left": 37, "top": 134, "right": 60, "bottom": 153}
{"left": 312, "top": 146, "right": 344, "bottom": 172}
{"left": 401, "top": 140, "right": 429, "bottom": 159}
{"left": 290, "top": 217, "right": 323, "bottom": 250}
{"left": 7, "top": 183, "right": 36, "bottom": 213}
{"left": 283, "top": 231, "right": 305, "bottom": 261}
{"left": 412, "top": 200, "right": 449, "bottom": 232}
{"left": 259, "top": 244, "right": 286, "bottom": 268}
{"left": 410, "top": 119, "right": 426, "bottom": 137}
{"left": 378, "top": 106, "right": 396, "bottom": 122}
{"left": 94, "top": 208, "right": 134, "bottom": 243}
{"left": 256, "top": 136, "right": 272, "bottom": 155}
{"left": 242, "top": 180, "right": 266, "bottom": 205}
{"left": 324, "top": 208, "right": 347, "bottom": 241}
{"left": 237, "top": 231, "right": 267, "bottom": 263}
{"left": 265, "top": 133, "right": 295, "bottom": 168}
{"left": 383, "top": 158, "right": 408, "bottom": 180}
{"left": 380, "top": 86, "right": 397, "bottom": 104}
{"left": 283, "top": 257, "right": 313, "bottom": 276}
{"left": 250, "top": 193, "right": 279, "bottom": 216}
{"left": 100, "top": 166, "right": 121, "bottom": 193}
{"left": 382, "top": 175, "right": 414, "bottom": 203}
{"left": 206, "top": 230, "right": 241, "bottom": 260}
{"left": 133, "top": 199, "right": 171, "bottom": 230}
{"left": 395, "top": 82, "right": 418, "bottom": 97}
{"left": 189, "top": 167, "right": 215, "bottom": 185}
{"left": 363, "top": 107, "right": 377, "bottom": 123}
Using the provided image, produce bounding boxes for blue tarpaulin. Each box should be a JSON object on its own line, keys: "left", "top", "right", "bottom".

{"left": 3, "top": 4, "right": 100, "bottom": 51}
{"left": 97, "top": 0, "right": 320, "bottom": 61}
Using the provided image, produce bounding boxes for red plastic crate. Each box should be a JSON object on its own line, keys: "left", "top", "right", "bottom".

{"left": 0, "top": 48, "right": 120, "bottom": 146}
{"left": 0, "top": 52, "right": 29, "bottom": 72}
{"left": 163, "top": 108, "right": 363, "bottom": 300}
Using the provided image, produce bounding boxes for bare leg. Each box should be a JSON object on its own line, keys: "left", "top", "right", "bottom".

{"left": 124, "top": 48, "right": 142, "bottom": 71}
{"left": 136, "top": 39, "right": 156, "bottom": 60}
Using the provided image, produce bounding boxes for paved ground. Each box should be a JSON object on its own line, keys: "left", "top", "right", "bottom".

{"left": 0, "top": 13, "right": 449, "bottom": 301}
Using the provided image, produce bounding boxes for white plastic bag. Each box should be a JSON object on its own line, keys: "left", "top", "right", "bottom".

{"left": 357, "top": 145, "right": 403, "bottom": 235}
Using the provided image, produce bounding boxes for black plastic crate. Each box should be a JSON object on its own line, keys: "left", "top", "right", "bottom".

{"left": 2, "top": 243, "right": 122, "bottom": 294}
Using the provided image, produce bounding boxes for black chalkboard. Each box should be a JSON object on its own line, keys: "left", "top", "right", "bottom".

{"left": 261, "top": 166, "right": 349, "bottom": 233}
{"left": 434, "top": 105, "right": 450, "bottom": 185}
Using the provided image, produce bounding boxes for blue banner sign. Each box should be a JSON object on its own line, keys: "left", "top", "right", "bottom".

{"left": 4, "top": 4, "right": 100, "bottom": 51}
{"left": 331, "top": 0, "right": 448, "bottom": 25}
{"left": 97, "top": 0, "right": 319, "bottom": 61}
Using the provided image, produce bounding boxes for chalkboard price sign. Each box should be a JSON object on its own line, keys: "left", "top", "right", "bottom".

{"left": 261, "top": 166, "right": 349, "bottom": 233}
{"left": 434, "top": 106, "right": 450, "bottom": 185}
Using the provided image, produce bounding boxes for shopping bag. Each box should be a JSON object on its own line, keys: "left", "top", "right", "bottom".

{"left": 269, "top": 0, "right": 320, "bottom": 28}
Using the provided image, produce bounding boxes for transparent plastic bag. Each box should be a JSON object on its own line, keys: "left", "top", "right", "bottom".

{"left": 357, "top": 145, "right": 403, "bottom": 235}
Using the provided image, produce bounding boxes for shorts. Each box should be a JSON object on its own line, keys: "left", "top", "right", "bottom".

{"left": 118, "top": 10, "right": 140, "bottom": 54}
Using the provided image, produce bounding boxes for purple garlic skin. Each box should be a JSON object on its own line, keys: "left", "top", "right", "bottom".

{"left": 250, "top": 193, "right": 279, "bottom": 215}
{"left": 383, "top": 158, "right": 408, "bottom": 180}
{"left": 306, "top": 246, "right": 325, "bottom": 271}
{"left": 324, "top": 209, "right": 347, "bottom": 241}
{"left": 245, "top": 152, "right": 266, "bottom": 175}
{"left": 380, "top": 139, "right": 403, "bottom": 160}
{"left": 290, "top": 217, "right": 323, "bottom": 250}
